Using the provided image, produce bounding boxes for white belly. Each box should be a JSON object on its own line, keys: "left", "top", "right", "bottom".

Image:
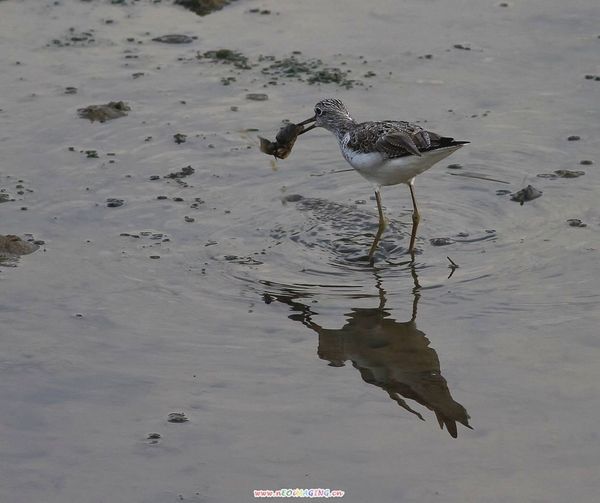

{"left": 341, "top": 143, "right": 463, "bottom": 186}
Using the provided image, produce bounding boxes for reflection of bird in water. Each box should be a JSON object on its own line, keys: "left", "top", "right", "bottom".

{"left": 263, "top": 267, "right": 471, "bottom": 438}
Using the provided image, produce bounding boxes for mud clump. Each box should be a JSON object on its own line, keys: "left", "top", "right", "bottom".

{"left": 511, "top": 185, "right": 543, "bottom": 205}
{"left": 165, "top": 166, "right": 195, "bottom": 179}
{"left": 78, "top": 101, "right": 130, "bottom": 122}
{"left": 1, "top": 235, "right": 39, "bottom": 266}
{"left": 175, "top": 0, "right": 237, "bottom": 16}
{"left": 198, "top": 49, "right": 251, "bottom": 69}
{"left": 167, "top": 412, "right": 189, "bottom": 423}
{"left": 537, "top": 170, "right": 585, "bottom": 179}
{"left": 173, "top": 133, "right": 187, "bottom": 144}
{"left": 0, "top": 235, "right": 38, "bottom": 256}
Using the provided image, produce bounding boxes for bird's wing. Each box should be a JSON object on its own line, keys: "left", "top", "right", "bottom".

{"left": 376, "top": 129, "right": 423, "bottom": 157}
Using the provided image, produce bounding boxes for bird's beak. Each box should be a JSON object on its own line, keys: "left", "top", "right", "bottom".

{"left": 297, "top": 115, "right": 316, "bottom": 135}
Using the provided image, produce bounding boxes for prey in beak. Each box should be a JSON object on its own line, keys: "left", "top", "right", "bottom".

{"left": 258, "top": 115, "right": 317, "bottom": 159}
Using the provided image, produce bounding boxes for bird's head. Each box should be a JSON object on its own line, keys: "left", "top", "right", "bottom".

{"left": 297, "top": 99, "right": 354, "bottom": 136}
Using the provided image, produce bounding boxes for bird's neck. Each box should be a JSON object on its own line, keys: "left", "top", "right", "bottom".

{"left": 330, "top": 116, "right": 355, "bottom": 141}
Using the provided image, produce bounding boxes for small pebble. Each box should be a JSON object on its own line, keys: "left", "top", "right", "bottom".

{"left": 246, "top": 93, "right": 269, "bottom": 101}
{"left": 152, "top": 34, "right": 194, "bottom": 44}
{"left": 184, "top": 216, "right": 195, "bottom": 223}
{"left": 106, "top": 198, "right": 124, "bottom": 208}
{"left": 430, "top": 237, "right": 454, "bottom": 246}
{"left": 283, "top": 194, "right": 303, "bottom": 203}
{"left": 567, "top": 135, "right": 580, "bottom": 141}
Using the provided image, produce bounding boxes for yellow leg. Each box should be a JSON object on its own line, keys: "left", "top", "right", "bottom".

{"left": 408, "top": 182, "right": 420, "bottom": 257}
{"left": 368, "top": 189, "right": 386, "bottom": 262}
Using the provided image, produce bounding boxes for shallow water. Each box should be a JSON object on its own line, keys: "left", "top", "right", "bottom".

{"left": 1, "top": 1, "right": 599, "bottom": 502}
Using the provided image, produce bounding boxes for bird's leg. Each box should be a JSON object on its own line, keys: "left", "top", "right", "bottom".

{"left": 408, "top": 182, "right": 420, "bottom": 258}
{"left": 368, "top": 189, "right": 386, "bottom": 263}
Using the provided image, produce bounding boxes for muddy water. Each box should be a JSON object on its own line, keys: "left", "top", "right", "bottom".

{"left": 1, "top": 1, "right": 599, "bottom": 502}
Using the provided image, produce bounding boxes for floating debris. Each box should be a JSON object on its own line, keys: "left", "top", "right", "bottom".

{"left": 259, "top": 123, "right": 305, "bottom": 159}
{"left": 78, "top": 101, "right": 130, "bottom": 122}
{"left": 510, "top": 185, "right": 542, "bottom": 205}
{"left": 152, "top": 34, "right": 195, "bottom": 44}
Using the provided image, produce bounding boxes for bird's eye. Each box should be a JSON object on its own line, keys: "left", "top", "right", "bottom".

{"left": 315, "top": 107, "right": 323, "bottom": 116}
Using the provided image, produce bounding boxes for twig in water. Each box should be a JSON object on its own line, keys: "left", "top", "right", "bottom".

{"left": 447, "top": 256, "right": 459, "bottom": 279}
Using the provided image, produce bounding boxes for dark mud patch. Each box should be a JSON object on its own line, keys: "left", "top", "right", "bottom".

{"left": 164, "top": 166, "right": 195, "bottom": 185}
{"left": 197, "top": 50, "right": 371, "bottom": 89}
{"left": 78, "top": 101, "right": 130, "bottom": 122}
{"left": 198, "top": 49, "right": 251, "bottom": 69}
{"left": 49, "top": 28, "right": 98, "bottom": 47}
{"left": 537, "top": 169, "right": 585, "bottom": 179}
